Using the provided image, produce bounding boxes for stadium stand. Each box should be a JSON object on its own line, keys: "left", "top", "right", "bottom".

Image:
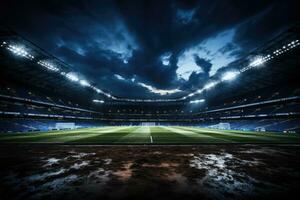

{"left": 1, "top": 80, "right": 300, "bottom": 132}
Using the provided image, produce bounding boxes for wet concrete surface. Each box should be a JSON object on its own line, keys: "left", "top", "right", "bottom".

{"left": 0, "top": 145, "right": 299, "bottom": 200}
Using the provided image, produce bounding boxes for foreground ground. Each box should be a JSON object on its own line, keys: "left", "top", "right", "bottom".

{"left": 0, "top": 145, "right": 299, "bottom": 200}
{"left": 0, "top": 126, "right": 300, "bottom": 144}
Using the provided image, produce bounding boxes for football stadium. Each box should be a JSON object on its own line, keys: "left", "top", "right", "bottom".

{"left": 0, "top": 1, "right": 300, "bottom": 200}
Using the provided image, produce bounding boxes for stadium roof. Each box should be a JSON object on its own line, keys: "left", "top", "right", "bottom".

{"left": 1, "top": 24, "right": 299, "bottom": 106}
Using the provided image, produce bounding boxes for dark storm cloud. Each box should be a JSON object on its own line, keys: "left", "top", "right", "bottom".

{"left": 181, "top": 72, "right": 209, "bottom": 91}
{"left": 0, "top": 0, "right": 299, "bottom": 98}
{"left": 194, "top": 55, "right": 212, "bottom": 74}
{"left": 176, "top": 8, "right": 196, "bottom": 25}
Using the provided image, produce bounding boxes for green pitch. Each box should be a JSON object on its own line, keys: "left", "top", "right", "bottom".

{"left": 0, "top": 126, "right": 300, "bottom": 144}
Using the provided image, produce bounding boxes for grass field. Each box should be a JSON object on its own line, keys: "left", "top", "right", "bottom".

{"left": 0, "top": 126, "right": 300, "bottom": 144}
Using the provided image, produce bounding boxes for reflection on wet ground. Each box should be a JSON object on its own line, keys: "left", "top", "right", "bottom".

{"left": 0, "top": 145, "right": 299, "bottom": 200}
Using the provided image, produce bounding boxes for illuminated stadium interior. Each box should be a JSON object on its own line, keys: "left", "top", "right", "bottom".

{"left": 0, "top": 1, "right": 300, "bottom": 200}
{"left": 1, "top": 27, "right": 299, "bottom": 132}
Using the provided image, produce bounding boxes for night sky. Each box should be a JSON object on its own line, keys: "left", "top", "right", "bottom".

{"left": 0, "top": 0, "right": 299, "bottom": 99}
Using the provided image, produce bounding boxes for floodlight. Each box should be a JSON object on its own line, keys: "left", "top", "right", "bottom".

{"left": 66, "top": 72, "right": 79, "bottom": 82}
{"left": 6, "top": 45, "right": 34, "bottom": 60}
{"left": 93, "top": 99, "right": 104, "bottom": 103}
{"left": 37, "top": 60, "right": 59, "bottom": 72}
{"left": 79, "top": 79, "right": 90, "bottom": 87}
{"left": 196, "top": 89, "right": 204, "bottom": 94}
{"left": 203, "top": 81, "right": 218, "bottom": 90}
{"left": 95, "top": 88, "right": 102, "bottom": 93}
{"left": 249, "top": 56, "right": 264, "bottom": 67}
{"left": 189, "top": 99, "right": 205, "bottom": 104}
{"left": 221, "top": 71, "right": 239, "bottom": 81}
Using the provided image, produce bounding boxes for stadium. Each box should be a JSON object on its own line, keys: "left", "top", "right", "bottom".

{"left": 0, "top": 1, "right": 300, "bottom": 200}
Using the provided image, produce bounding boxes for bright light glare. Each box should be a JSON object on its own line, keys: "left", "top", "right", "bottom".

{"left": 203, "top": 81, "right": 218, "bottom": 90}
{"left": 221, "top": 71, "right": 239, "bottom": 81}
{"left": 37, "top": 60, "right": 59, "bottom": 72}
{"left": 196, "top": 89, "right": 204, "bottom": 93}
{"left": 249, "top": 57, "right": 265, "bottom": 67}
{"left": 95, "top": 88, "right": 102, "bottom": 93}
{"left": 79, "top": 80, "right": 90, "bottom": 87}
{"left": 190, "top": 99, "right": 205, "bottom": 104}
{"left": 7, "top": 45, "right": 34, "bottom": 60}
{"left": 93, "top": 99, "right": 104, "bottom": 103}
{"left": 66, "top": 72, "right": 79, "bottom": 82}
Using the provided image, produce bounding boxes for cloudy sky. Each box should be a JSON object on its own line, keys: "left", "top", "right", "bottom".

{"left": 0, "top": 0, "right": 299, "bottom": 99}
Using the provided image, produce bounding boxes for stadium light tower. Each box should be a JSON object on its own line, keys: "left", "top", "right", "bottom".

{"left": 221, "top": 71, "right": 239, "bottom": 81}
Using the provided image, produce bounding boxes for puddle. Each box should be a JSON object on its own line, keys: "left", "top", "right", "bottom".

{"left": 27, "top": 168, "right": 67, "bottom": 182}
{"left": 70, "top": 152, "right": 96, "bottom": 159}
{"left": 43, "top": 157, "right": 61, "bottom": 167}
{"left": 87, "top": 168, "right": 111, "bottom": 185}
{"left": 103, "top": 158, "right": 112, "bottom": 165}
{"left": 142, "top": 162, "right": 179, "bottom": 168}
{"left": 70, "top": 161, "right": 89, "bottom": 170}
{"left": 1, "top": 145, "right": 299, "bottom": 200}
{"left": 190, "top": 153, "right": 258, "bottom": 199}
